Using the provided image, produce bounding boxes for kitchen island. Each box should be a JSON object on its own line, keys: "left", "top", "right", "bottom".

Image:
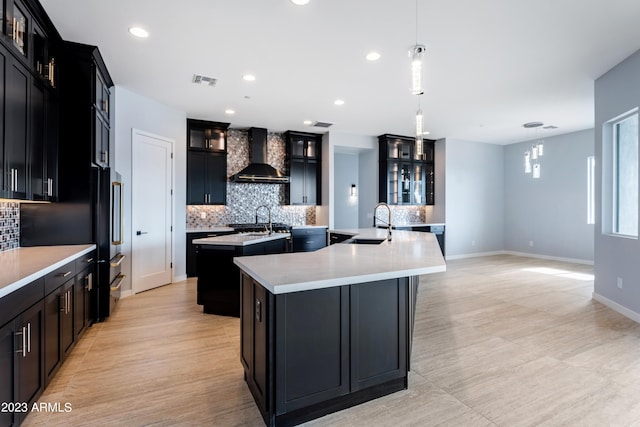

{"left": 233, "top": 228, "right": 446, "bottom": 426}
{"left": 193, "top": 232, "right": 290, "bottom": 316}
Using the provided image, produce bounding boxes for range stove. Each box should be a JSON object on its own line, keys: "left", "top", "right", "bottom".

{"left": 228, "top": 223, "right": 292, "bottom": 233}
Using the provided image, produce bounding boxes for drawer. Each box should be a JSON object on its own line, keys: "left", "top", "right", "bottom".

{"left": 45, "top": 260, "right": 76, "bottom": 295}
{"left": 75, "top": 250, "right": 96, "bottom": 273}
{"left": 291, "top": 227, "right": 327, "bottom": 237}
{"left": 0, "top": 278, "right": 44, "bottom": 327}
{"left": 292, "top": 233, "right": 327, "bottom": 252}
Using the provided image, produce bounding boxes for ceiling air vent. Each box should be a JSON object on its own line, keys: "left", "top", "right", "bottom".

{"left": 192, "top": 74, "right": 217, "bottom": 87}
{"left": 312, "top": 121, "right": 333, "bottom": 128}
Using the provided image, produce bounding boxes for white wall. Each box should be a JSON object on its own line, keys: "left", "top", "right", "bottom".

{"left": 445, "top": 138, "right": 504, "bottom": 257}
{"left": 594, "top": 48, "right": 640, "bottom": 320}
{"left": 334, "top": 153, "right": 359, "bottom": 229}
{"left": 114, "top": 87, "right": 187, "bottom": 293}
{"left": 358, "top": 148, "right": 378, "bottom": 227}
{"left": 504, "top": 129, "right": 594, "bottom": 262}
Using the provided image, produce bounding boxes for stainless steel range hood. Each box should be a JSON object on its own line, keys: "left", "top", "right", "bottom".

{"left": 230, "top": 127, "right": 289, "bottom": 183}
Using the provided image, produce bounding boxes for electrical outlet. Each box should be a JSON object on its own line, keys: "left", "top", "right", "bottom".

{"left": 529, "top": 241, "right": 534, "bottom": 247}
{"left": 617, "top": 277, "right": 623, "bottom": 289}
{"left": 200, "top": 212, "right": 206, "bottom": 219}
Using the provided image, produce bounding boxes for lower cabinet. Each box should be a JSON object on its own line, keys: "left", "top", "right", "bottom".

{"left": 44, "top": 278, "right": 74, "bottom": 385}
{"left": 240, "top": 274, "right": 409, "bottom": 426}
{"left": 74, "top": 265, "right": 94, "bottom": 339}
{"left": 291, "top": 227, "right": 327, "bottom": 252}
{"left": 0, "top": 300, "right": 45, "bottom": 427}
{"left": 186, "top": 231, "right": 235, "bottom": 277}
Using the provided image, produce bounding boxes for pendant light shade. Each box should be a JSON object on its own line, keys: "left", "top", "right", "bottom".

{"left": 410, "top": 45, "right": 426, "bottom": 95}
{"left": 524, "top": 151, "right": 532, "bottom": 173}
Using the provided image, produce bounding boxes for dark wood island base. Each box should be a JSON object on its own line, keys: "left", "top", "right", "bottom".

{"left": 240, "top": 272, "right": 413, "bottom": 427}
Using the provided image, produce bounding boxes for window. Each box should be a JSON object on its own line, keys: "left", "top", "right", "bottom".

{"left": 612, "top": 113, "right": 638, "bottom": 236}
{"left": 587, "top": 156, "right": 595, "bottom": 225}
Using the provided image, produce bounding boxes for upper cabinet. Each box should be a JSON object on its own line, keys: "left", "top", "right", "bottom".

{"left": 58, "top": 41, "right": 113, "bottom": 190}
{"left": 285, "top": 131, "right": 322, "bottom": 205}
{"left": 188, "top": 119, "right": 227, "bottom": 152}
{"left": 0, "top": 0, "right": 60, "bottom": 201}
{"left": 186, "top": 119, "right": 229, "bottom": 205}
{"left": 378, "top": 134, "right": 435, "bottom": 206}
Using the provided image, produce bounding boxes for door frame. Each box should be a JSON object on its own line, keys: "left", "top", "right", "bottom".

{"left": 130, "top": 128, "right": 175, "bottom": 294}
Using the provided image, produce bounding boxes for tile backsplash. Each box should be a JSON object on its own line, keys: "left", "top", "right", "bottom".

{"left": 187, "top": 129, "right": 316, "bottom": 229}
{"left": 0, "top": 202, "right": 20, "bottom": 252}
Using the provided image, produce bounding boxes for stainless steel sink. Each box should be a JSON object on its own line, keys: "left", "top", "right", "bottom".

{"left": 344, "top": 238, "right": 386, "bottom": 245}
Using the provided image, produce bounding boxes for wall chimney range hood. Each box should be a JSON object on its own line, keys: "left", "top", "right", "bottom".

{"left": 231, "top": 127, "right": 289, "bottom": 183}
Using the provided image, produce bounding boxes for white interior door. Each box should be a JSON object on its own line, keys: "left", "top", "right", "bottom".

{"left": 131, "top": 129, "right": 173, "bottom": 293}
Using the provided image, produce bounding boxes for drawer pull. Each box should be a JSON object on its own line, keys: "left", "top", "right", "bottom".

{"left": 110, "top": 253, "right": 125, "bottom": 267}
{"left": 86, "top": 258, "right": 94, "bottom": 263}
{"left": 59, "top": 271, "right": 72, "bottom": 278}
{"left": 110, "top": 274, "right": 126, "bottom": 291}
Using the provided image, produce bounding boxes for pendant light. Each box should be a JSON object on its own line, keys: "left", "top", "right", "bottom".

{"left": 410, "top": 0, "right": 426, "bottom": 158}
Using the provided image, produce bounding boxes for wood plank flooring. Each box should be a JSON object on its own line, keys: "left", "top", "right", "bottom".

{"left": 22, "top": 255, "right": 640, "bottom": 426}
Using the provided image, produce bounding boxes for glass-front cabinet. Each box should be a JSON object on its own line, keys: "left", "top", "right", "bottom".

{"left": 188, "top": 120, "right": 228, "bottom": 151}
{"left": 379, "top": 134, "right": 435, "bottom": 206}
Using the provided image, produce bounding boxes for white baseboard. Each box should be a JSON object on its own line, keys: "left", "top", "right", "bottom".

{"left": 504, "top": 251, "right": 594, "bottom": 265}
{"left": 445, "top": 251, "right": 506, "bottom": 261}
{"left": 445, "top": 250, "right": 594, "bottom": 266}
{"left": 593, "top": 292, "right": 640, "bottom": 324}
{"left": 119, "top": 290, "right": 134, "bottom": 299}
{"left": 173, "top": 274, "right": 187, "bottom": 283}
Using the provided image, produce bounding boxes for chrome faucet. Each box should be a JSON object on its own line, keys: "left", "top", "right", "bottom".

{"left": 255, "top": 205, "right": 272, "bottom": 235}
{"left": 373, "top": 202, "right": 392, "bottom": 241}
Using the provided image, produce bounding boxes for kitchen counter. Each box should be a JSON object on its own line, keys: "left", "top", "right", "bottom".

{"left": 193, "top": 232, "right": 290, "bottom": 247}
{"left": 234, "top": 228, "right": 446, "bottom": 294}
{"left": 0, "top": 244, "right": 97, "bottom": 299}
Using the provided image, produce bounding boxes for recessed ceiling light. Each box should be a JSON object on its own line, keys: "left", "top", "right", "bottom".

{"left": 334, "top": 99, "right": 345, "bottom": 106}
{"left": 128, "top": 27, "right": 149, "bottom": 38}
{"left": 366, "top": 51, "right": 381, "bottom": 61}
{"left": 290, "top": 0, "right": 310, "bottom": 5}
{"left": 225, "top": 109, "right": 235, "bottom": 115}
{"left": 303, "top": 120, "right": 312, "bottom": 125}
{"left": 243, "top": 74, "right": 256, "bottom": 82}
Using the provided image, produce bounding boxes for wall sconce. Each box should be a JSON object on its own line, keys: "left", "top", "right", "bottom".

{"left": 350, "top": 184, "right": 357, "bottom": 197}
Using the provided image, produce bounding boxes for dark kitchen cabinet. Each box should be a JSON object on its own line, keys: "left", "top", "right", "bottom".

{"left": 44, "top": 277, "right": 75, "bottom": 385}
{"left": 58, "top": 41, "right": 113, "bottom": 176}
{"left": 186, "top": 119, "right": 229, "bottom": 205}
{"left": 4, "top": 53, "right": 30, "bottom": 199}
{"left": 0, "top": 300, "right": 45, "bottom": 426}
{"left": 379, "top": 134, "right": 435, "bottom": 206}
{"left": 30, "top": 78, "right": 58, "bottom": 201}
{"left": 285, "top": 131, "right": 322, "bottom": 205}
{"left": 241, "top": 274, "right": 409, "bottom": 426}
{"left": 187, "top": 150, "right": 226, "bottom": 205}
{"left": 187, "top": 118, "right": 227, "bottom": 151}
{"left": 74, "top": 258, "right": 95, "bottom": 339}
{"left": 291, "top": 226, "right": 327, "bottom": 252}
{"left": 0, "top": 0, "right": 60, "bottom": 202}
{"left": 186, "top": 231, "right": 235, "bottom": 277}
{"left": 196, "top": 237, "right": 288, "bottom": 316}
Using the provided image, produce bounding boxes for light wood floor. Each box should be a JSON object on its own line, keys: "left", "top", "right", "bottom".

{"left": 23, "top": 255, "right": 640, "bottom": 427}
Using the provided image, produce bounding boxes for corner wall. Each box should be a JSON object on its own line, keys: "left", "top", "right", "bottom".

{"left": 444, "top": 138, "right": 504, "bottom": 257}
{"left": 504, "top": 129, "right": 594, "bottom": 262}
{"left": 594, "top": 48, "right": 640, "bottom": 318}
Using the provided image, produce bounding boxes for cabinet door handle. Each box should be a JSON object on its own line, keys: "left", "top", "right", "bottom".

{"left": 86, "top": 273, "right": 93, "bottom": 291}
{"left": 27, "top": 323, "right": 31, "bottom": 353}
{"left": 15, "top": 327, "right": 26, "bottom": 357}
{"left": 48, "top": 178, "right": 53, "bottom": 196}
{"left": 60, "top": 294, "right": 65, "bottom": 312}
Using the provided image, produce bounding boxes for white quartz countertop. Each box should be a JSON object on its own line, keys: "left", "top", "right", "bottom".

{"left": 0, "top": 244, "right": 97, "bottom": 299}
{"left": 234, "top": 228, "right": 446, "bottom": 294}
{"left": 193, "top": 232, "right": 290, "bottom": 247}
{"left": 186, "top": 227, "right": 235, "bottom": 233}
{"left": 291, "top": 225, "right": 328, "bottom": 229}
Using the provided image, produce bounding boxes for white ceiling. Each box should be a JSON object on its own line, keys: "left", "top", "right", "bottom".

{"left": 40, "top": 0, "right": 640, "bottom": 144}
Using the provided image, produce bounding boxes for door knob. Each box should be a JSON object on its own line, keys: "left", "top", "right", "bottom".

{"left": 136, "top": 231, "right": 148, "bottom": 236}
